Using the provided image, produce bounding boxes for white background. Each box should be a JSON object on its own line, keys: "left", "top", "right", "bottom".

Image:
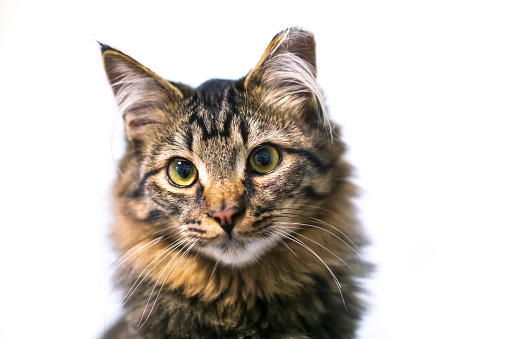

{"left": 1, "top": 1, "right": 508, "bottom": 338}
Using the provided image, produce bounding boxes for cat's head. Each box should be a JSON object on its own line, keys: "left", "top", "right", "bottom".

{"left": 102, "top": 28, "right": 347, "bottom": 266}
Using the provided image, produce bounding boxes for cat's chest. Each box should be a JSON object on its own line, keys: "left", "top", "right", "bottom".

{"left": 122, "top": 273, "right": 335, "bottom": 338}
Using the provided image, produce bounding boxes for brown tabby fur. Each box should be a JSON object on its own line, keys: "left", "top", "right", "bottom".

{"left": 101, "top": 28, "right": 368, "bottom": 339}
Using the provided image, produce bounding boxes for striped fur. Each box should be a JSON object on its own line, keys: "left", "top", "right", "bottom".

{"left": 101, "top": 28, "right": 368, "bottom": 339}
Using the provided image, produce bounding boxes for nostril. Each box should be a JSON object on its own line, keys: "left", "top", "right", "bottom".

{"left": 230, "top": 213, "right": 239, "bottom": 225}
{"left": 212, "top": 207, "right": 241, "bottom": 233}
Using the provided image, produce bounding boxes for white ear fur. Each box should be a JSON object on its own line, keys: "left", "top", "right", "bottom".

{"left": 261, "top": 53, "right": 331, "bottom": 137}
{"left": 246, "top": 29, "right": 333, "bottom": 140}
{"left": 102, "top": 48, "right": 183, "bottom": 141}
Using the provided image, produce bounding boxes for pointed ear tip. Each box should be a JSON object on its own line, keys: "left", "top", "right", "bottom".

{"left": 272, "top": 28, "right": 316, "bottom": 50}
{"left": 277, "top": 27, "right": 314, "bottom": 38}
{"left": 96, "top": 41, "right": 118, "bottom": 55}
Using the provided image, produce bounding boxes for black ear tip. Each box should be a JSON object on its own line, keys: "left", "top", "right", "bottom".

{"left": 96, "top": 41, "right": 117, "bottom": 54}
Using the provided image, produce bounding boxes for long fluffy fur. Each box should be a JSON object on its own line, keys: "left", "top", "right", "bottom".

{"left": 101, "top": 28, "right": 368, "bottom": 339}
{"left": 261, "top": 52, "right": 332, "bottom": 139}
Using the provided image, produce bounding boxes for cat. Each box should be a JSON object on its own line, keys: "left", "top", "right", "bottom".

{"left": 101, "top": 28, "right": 368, "bottom": 339}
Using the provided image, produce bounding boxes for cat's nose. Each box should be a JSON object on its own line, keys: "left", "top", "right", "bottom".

{"left": 212, "top": 207, "right": 240, "bottom": 235}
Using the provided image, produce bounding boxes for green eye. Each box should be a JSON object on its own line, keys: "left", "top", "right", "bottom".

{"left": 167, "top": 158, "right": 197, "bottom": 187}
{"left": 249, "top": 145, "right": 280, "bottom": 174}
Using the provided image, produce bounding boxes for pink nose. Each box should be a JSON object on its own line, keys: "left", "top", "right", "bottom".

{"left": 212, "top": 207, "right": 240, "bottom": 234}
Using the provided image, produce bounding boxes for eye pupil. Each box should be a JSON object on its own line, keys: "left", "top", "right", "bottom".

{"left": 167, "top": 158, "right": 197, "bottom": 187}
{"left": 176, "top": 161, "right": 191, "bottom": 179}
{"left": 249, "top": 145, "right": 280, "bottom": 174}
{"left": 255, "top": 149, "right": 271, "bottom": 167}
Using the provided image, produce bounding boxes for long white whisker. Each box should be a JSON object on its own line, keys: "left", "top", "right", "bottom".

{"left": 273, "top": 229, "right": 348, "bottom": 313}
{"left": 122, "top": 236, "right": 187, "bottom": 305}
{"left": 274, "top": 225, "right": 357, "bottom": 274}
{"left": 275, "top": 214, "right": 367, "bottom": 283}
{"left": 272, "top": 221, "right": 360, "bottom": 257}
{"left": 138, "top": 241, "right": 198, "bottom": 329}
{"left": 284, "top": 203, "right": 339, "bottom": 216}
{"left": 111, "top": 236, "right": 163, "bottom": 273}
{"left": 137, "top": 241, "right": 196, "bottom": 328}
{"left": 277, "top": 208, "right": 360, "bottom": 251}
{"left": 210, "top": 260, "right": 219, "bottom": 279}
{"left": 267, "top": 230, "right": 296, "bottom": 256}
{"left": 108, "top": 225, "right": 185, "bottom": 272}
{"left": 104, "top": 234, "right": 167, "bottom": 332}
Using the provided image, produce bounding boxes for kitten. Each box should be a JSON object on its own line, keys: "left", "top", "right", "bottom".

{"left": 101, "top": 28, "right": 367, "bottom": 339}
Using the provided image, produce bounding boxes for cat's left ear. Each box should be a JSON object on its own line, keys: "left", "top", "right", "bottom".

{"left": 243, "top": 28, "right": 330, "bottom": 135}
{"left": 100, "top": 43, "right": 184, "bottom": 142}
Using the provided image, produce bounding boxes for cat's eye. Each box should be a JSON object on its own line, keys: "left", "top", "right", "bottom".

{"left": 249, "top": 145, "right": 280, "bottom": 174}
{"left": 167, "top": 158, "right": 198, "bottom": 187}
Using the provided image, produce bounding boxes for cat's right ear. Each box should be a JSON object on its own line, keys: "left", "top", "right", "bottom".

{"left": 99, "top": 43, "right": 184, "bottom": 143}
{"left": 241, "top": 28, "right": 331, "bottom": 138}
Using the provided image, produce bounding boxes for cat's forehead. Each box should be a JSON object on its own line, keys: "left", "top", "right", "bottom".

{"left": 176, "top": 79, "right": 290, "bottom": 148}
{"left": 152, "top": 81, "right": 293, "bottom": 176}
{"left": 180, "top": 81, "right": 245, "bottom": 152}
{"left": 148, "top": 79, "right": 313, "bottom": 173}
{"left": 186, "top": 104, "right": 245, "bottom": 177}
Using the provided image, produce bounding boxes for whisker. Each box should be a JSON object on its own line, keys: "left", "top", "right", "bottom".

{"left": 138, "top": 241, "right": 198, "bottom": 329}
{"left": 251, "top": 253, "right": 265, "bottom": 270}
{"left": 267, "top": 230, "right": 296, "bottom": 256}
{"left": 274, "top": 213, "right": 367, "bottom": 284}
{"left": 110, "top": 236, "right": 163, "bottom": 274}
{"left": 273, "top": 229, "right": 348, "bottom": 313}
{"left": 255, "top": 210, "right": 360, "bottom": 258}
{"left": 108, "top": 224, "right": 185, "bottom": 272}
{"left": 274, "top": 225, "right": 357, "bottom": 274}
{"left": 137, "top": 241, "right": 197, "bottom": 329}
{"left": 275, "top": 209, "right": 360, "bottom": 251}
{"left": 272, "top": 220, "right": 360, "bottom": 257}
{"left": 122, "top": 236, "right": 187, "bottom": 305}
{"left": 210, "top": 260, "right": 219, "bottom": 279}
{"left": 192, "top": 245, "right": 201, "bottom": 262}
{"left": 103, "top": 233, "right": 166, "bottom": 334}
{"left": 276, "top": 201, "right": 348, "bottom": 219}
{"left": 283, "top": 203, "right": 339, "bottom": 216}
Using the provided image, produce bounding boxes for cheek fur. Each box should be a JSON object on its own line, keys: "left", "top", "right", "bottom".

{"left": 106, "top": 28, "right": 367, "bottom": 339}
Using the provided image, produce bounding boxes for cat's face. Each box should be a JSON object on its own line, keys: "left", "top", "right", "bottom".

{"left": 103, "top": 29, "right": 344, "bottom": 266}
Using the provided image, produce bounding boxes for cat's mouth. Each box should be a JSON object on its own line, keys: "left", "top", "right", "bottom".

{"left": 199, "top": 233, "right": 271, "bottom": 266}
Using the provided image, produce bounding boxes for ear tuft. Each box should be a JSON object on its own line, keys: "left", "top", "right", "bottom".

{"left": 245, "top": 28, "right": 332, "bottom": 140}
{"left": 100, "top": 46, "right": 184, "bottom": 143}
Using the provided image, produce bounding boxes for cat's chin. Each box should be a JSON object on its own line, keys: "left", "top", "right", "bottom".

{"left": 198, "top": 236, "right": 274, "bottom": 267}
